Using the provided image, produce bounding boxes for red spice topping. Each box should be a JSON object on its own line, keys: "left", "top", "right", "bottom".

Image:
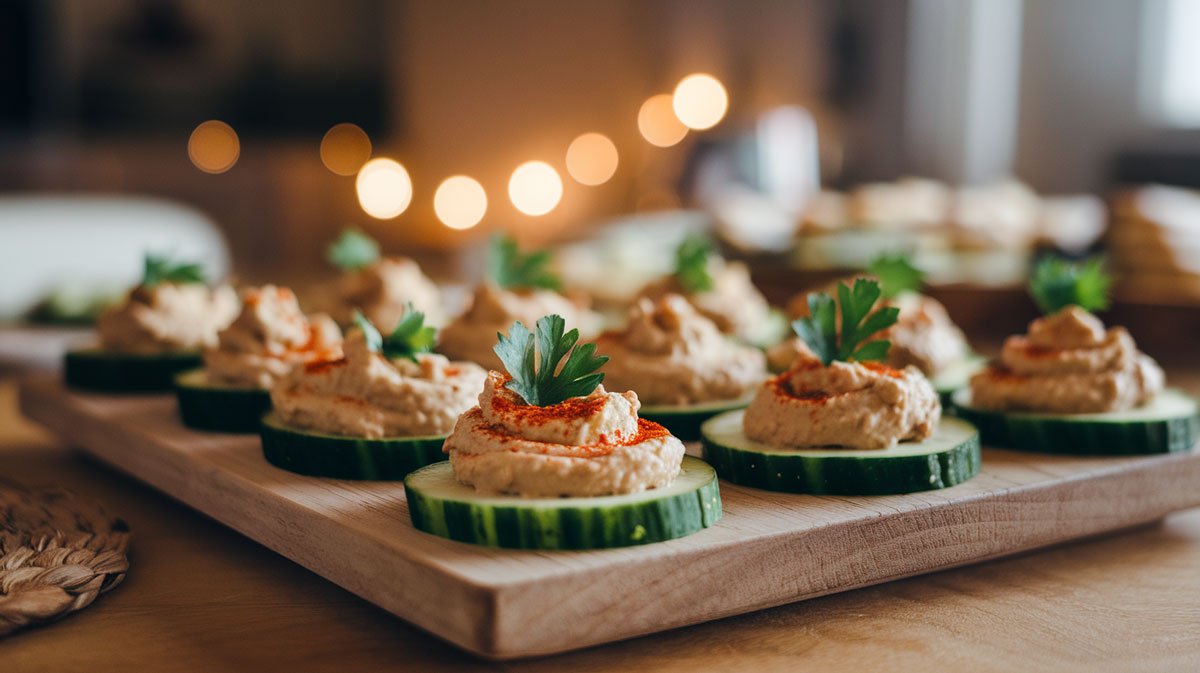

{"left": 476, "top": 413, "right": 670, "bottom": 458}
{"left": 861, "top": 362, "right": 903, "bottom": 378}
{"left": 490, "top": 390, "right": 607, "bottom": 426}
{"left": 443, "top": 366, "right": 459, "bottom": 377}
{"left": 333, "top": 395, "right": 368, "bottom": 407}
{"left": 305, "top": 357, "right": 347, "bottom": 374}
{"left": 1023, "top": 343, "right": 1059, "bottom": 358}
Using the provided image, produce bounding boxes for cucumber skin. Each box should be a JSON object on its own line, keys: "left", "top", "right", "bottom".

{"left": 176, "top": 381, "right": 271, "bottom": 433}
{"left": 405, "top": 464, "right": 723, "bottom": 550}
{"left": 65, "top": 350, "right": 201, "bottom": 393}
{"left": 951, "top": 404, "right": 1199, "bottom": 456}
{"left": 260, "top": 419, "right": 446, "bottom": 480}
{"left": 701, "top": 434, "right": 981, "bottom": 496}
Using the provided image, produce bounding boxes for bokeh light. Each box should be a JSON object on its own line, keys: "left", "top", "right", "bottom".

{"left": 638, "top": 94, "right": 689, "bottom": 147}
{"left": 356, "top": 158, "right": 413, "bottom": 219}
{"left": 565, "top": 133, "right": 619, "bottom": 185}
{"left": 434, "top": 175, "right": 488, "bottom": 230}
{"left": 320, "top": 123, "right": 372, "bottom": 176}
{"left": 672, "top": 73, "right": 729, "bottom": 130}
{"left": 188, "top": 120, "right": 239, "bottom": 174}
{"left": 508, "top": 161, "right": 563, "bottom": 216}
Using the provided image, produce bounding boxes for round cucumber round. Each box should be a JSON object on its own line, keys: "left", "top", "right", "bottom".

{"left": 404, "top": 456, "right": 722, "bottom": 550}
{"left": 930, "top": 354, "right": 987, "bottom": 404}
{"left": 174, "top": 368, "right": 271, "bottom": 433}
{"left": 745, "top": 308, "right": 791, "bottom": 350}
{"left": 701, "top": 410, "right": 981, "bottom": 495}
{"left": 260, "top": 412, "right": 446, "bottom": 480}
{"left": 64, "top": 348, "right": 202, "bottom": 392}
{"left": 950, "top": 388, "right": 1198, "bottom": 455}
{"left": 639, "top": 395, "right": 755, "bottom": 441}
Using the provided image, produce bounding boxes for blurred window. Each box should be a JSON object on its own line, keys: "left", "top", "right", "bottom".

{"left": 1151, "top": 0, "right": 1200, "bottom": 126}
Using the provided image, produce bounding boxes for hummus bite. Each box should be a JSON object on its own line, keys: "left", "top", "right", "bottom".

{"left": 769, "top": 254, "right": 981, "bottom": 400}
{"left": 638, "top": 235, "right": 788, "bottom": 348}
{"left": 324, "top": 228, "right": 445, "bottom": 331}
{"left": 175, "top": 285, "right": 342, "bottom": 433}
{"left": 64, "top": 254, "right": 238, "bottom": 392}
{"left": 955, "top": 257, "right": 1197, "bottom": 454}
{"left": 405, "top": 314, "right": 722, "bottom": 550}
{"left": 260, "top": 311, "right": 487, "bottom": 479}
{"left": 597, "top": 294, "right": 767, "bottom": 440}
{"left": 701, "top": 278, "right": 981, "bottom": 495}
{"left": 438, "top": 235, "right": 602, "bottom": 370}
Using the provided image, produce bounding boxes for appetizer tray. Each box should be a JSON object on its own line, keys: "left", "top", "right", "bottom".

{"left": 19, "top": 377, "right": 1200, "bottom": 659}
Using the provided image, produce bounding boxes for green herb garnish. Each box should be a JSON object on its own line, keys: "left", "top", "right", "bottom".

{"left": 352, "top": 307, "right": 437, "bottom": 363}
{"left": 493, "top": 314, "right": 608, "bottom": 406}
{"left": 142, "top": 253, "right": 206, "bottom": 287}
{"left": 868, "top": 253, "right": 923, "bottom": 299}
{"left": 792, "top": 278, "right": 899, "bottom": 366}
{"left": 1029, "top": 256, "right": 1111, "bottom": 315}
{"left": 327, "top": 228, "right": 381, "bottom": 272}
{"left": 487, "top": 234, "right": 561, "bottom": 290}
{"left": 674, "top": 234, "right": 715, "bottom": 293}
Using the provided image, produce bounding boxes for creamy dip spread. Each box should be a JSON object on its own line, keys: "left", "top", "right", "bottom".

{"left": 598, "top": 294, "right": 766, "bottom": 405}
{"left": 97, "top": 282, "right": 239, "bottom": 354}
{"left": 772, "top": 287, "right": 969, "bottom": 376}
{"left": 744, "top": 355, "right": 940, "bottom": 450}
{"left": 969, "top": 306, "right": 1164, "bottom": 413}
{"left": 332, "top": 257, "right": 444, "bottom": 331}
{"left": 444, "top": 372, "right": 685, "bottom": 497}
{"left": 204, "top": 285, "right": 343, "bottom": 389}
{"left": 438, "top": 283, "right": 601, "bottom": 370}
{"left": 271, "top": 329, "right": 487, "bottom": 438}
{"left": 640, "top": 259, "right": 772, "bottom": 342}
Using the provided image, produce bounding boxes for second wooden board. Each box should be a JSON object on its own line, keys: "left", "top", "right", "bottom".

{"left": 18, "top": 377, "right": 1200, "bottom": 659}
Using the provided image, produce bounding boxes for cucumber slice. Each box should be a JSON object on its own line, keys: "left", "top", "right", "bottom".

{"left": 951, "top": 388, "right": 1199, "bottom": 455}
{"left": 64, "top": 348, "right": 202, "bottom": 392}
{"left": 745, "top": 308, "right": 791, "bottom": 349}
{"left": 404, "top": 456, "right": 722, "bottom": 549}
{"left": 640, "top": 395, "right": 755, "bottom": 441}
{"left": 260, "top": 412, "right": 446, "bottom": 480}
{"left": 930, "top": 354, "right": 987, "bottom": 404}
{"left": 701, "top": 410, "right": 981, "bottom": 495}
{"left": 174, "top": 368, "right": 271, "bottom": 433}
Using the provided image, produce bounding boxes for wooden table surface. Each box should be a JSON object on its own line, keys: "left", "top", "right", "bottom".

{"left": 3, "top": 376, "right": 1200, "bottom": 673}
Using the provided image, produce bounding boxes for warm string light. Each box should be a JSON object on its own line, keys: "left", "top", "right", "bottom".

{"left": 193, "top": 75, "right": 728, "bottom": 224}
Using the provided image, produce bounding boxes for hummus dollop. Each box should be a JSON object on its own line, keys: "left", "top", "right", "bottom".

{"left": 437, "top": 283, "right": 601, "bottom": 370}
{"left": 969, "top": 306, "right": 1164, "bottom": 413}
{"left": 331, "top": 257, "right": 444, "bottom": 331}
{"left": 270, "top": 329, "right": 487, "bottom": 438}
{"left": 771, "top": 288, "right": 969, "bottom": 376}
{"left": 97, "top": 282, "right": 238, "bottom": 354}
{"left": 744, "top": 355, "right": 940, "bottom": 450}
{"left": 640, "top": 259, "right": 772, "bottom": 342}
{"left": 204, "top": 285, "right": 343, "bottom": 389}
{"left": 598, "top": 294, "right": 766, "bottom": 405}
{"left": 444, "top": 372, "right": 685, "bottom": 497}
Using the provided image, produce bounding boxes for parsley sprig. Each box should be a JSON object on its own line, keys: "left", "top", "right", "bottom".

{"left": 327, "top": 228, "right": 381, "bottom": 272}
{"left": 487, "top": 234, "right": 561, "bottom": 290}
{"left": 868, "top": 253, "right": 923, "bottom": 299}
{"left": 1029, "top": 256, "right": 1111, "bottom": 315}
{"left": 142, "top": 253, "right": 206, "bottom": 287}
{"left": 493, "top": 314, "right": 608, "bottom": 406}
{"left": 352, "top": 307, "right": 437, "bottom": 363}
{"left": 674, "top": 234, "right": 715, "bottom": 293}
{"left": 793, "top": 279, "right": 899, "bottom": 366}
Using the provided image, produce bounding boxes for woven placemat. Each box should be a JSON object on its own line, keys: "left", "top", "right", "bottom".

{"left": 0, "top": 479, "right": 130, "bottom": 636}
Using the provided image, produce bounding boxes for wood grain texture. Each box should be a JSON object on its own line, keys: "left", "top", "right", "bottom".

{"left": 16, "top": 377, "right": 1200, "bottom": 659}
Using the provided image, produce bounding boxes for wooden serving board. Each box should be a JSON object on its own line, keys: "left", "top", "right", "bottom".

{"left": 18, "top": 377, "right": 1200, "bottom": 659}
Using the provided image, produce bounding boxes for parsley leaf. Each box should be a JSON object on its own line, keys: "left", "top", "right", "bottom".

{"left": 382, "top": 304, "right": 437, "bottom": 362}
{"left": 675, "top": 234, "right": 715, "bottom": 293}
{"left": 493, "top": 314, "right": 608, "bottom": 406}
{"left": 142, "top": 253, "right": 206, "bottom": 287}
{"left": 868, "top": 253, "right": 923, "bottom": 299}
{"left": 1029, "top": 256, "right": 1111, "bottom": 315}
{"left": 792, "top": 278, "right": 899, "bottom": 366}
{"left": 352, "top": 310, "right": 383, "bottom": 353}
{"left": 327, "top": 228, "right": 381, "bottom": 272}
{"left": 487, "top": 234, "right": 561, "bottom": 290}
